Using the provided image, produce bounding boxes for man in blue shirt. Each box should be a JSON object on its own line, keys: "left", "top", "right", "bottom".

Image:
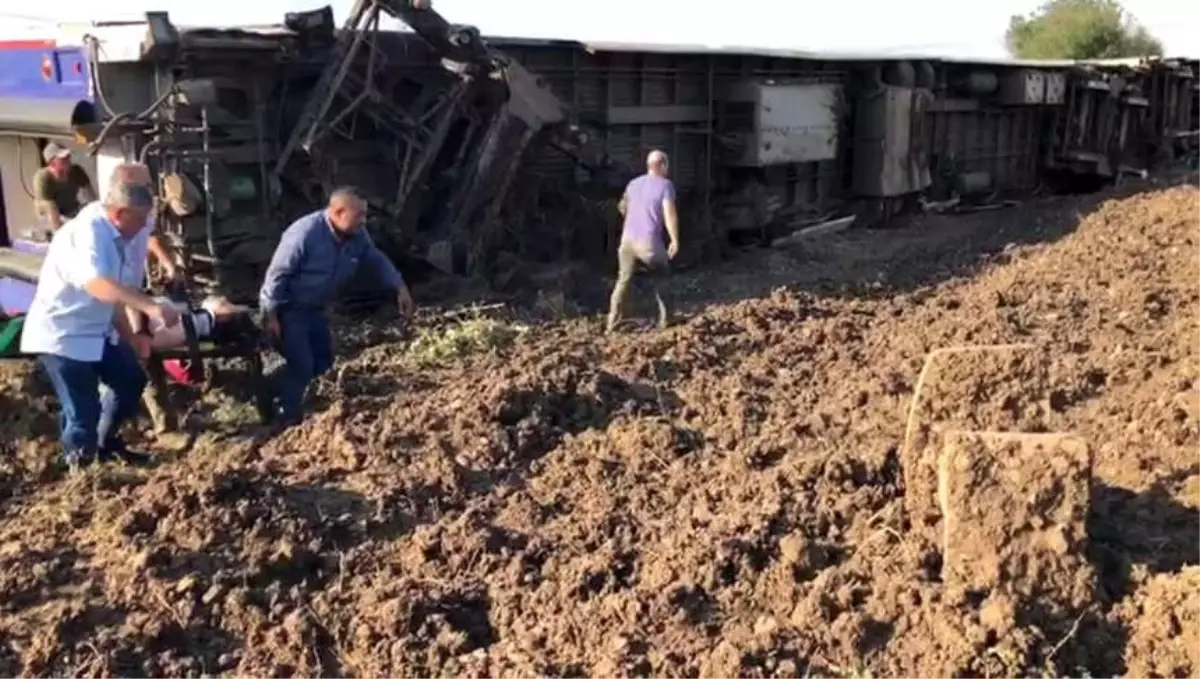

{"left": 21, "top": 179, "right": 182, "bottom": 469}
{"left": 259, "top": 187, "right": 415, "bottom": 424}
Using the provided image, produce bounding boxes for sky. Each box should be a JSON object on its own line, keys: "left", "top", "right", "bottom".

{"left": 1, "top": 0, "right": 1196, "bottom": 59}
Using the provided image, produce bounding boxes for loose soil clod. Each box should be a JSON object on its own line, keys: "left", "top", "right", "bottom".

{"left": 937, "top": 432, "right": 1095, "bottom": 636}
{"left": 0, "top": 180, "right": 1197, "bottom": 677}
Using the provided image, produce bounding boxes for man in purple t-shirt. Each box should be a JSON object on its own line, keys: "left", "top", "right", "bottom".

{"left": 607, "top": 149, "right": 681, "bottom": 332}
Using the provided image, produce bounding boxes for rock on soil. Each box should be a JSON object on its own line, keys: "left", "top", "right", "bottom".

{"left": 0, "top": 180, "right": 1197, "bottom": 677}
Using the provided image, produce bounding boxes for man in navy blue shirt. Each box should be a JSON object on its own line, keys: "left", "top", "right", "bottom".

{"left": 259, "top": 187, "right": 415, "bottom": 423}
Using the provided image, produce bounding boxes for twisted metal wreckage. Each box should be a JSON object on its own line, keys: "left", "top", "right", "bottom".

{"left": 272, "top": 0, "right": 626, "bottom": 291}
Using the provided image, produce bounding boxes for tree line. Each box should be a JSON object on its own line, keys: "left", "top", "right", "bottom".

{"left": 1006, "top": 0, "right": 1164, "bottom": 60}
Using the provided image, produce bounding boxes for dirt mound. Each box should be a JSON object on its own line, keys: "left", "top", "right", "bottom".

{"left": 0, "top": 363, "right": 58, "bottom": 503}
{"left": 1116, "top": 566, "right": 1200, "bottom": 678}
{"left": 0, "top": 181, "right": 1196, "bottom": 677}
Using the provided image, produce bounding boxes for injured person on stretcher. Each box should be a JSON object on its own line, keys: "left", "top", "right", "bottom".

{"left": 141, "top": 295, "right": 249, "bottom": 350}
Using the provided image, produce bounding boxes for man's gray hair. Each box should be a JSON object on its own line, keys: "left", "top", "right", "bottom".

{"left": 103, "top": 178, "right": 154, "bottom": 209}
{"left": 647, "top": 149, "right": 668, "bottom": 168}
{"left": 109, "top": 162, "right": 152, "bottom": 185}
{"left": 329, "top": 186, "right": 366, "bottom": 206}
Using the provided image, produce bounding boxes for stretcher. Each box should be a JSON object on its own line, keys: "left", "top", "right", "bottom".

{"left": 0, "top": 245, "right": 274, "bottom": 431}
{"left": 141, "top": 314, "right": 275, "bottom": 433}
{"left": 136, "top": 283, "right": 276, "bottom": 432}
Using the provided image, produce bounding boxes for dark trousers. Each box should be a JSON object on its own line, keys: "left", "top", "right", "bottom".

{"left": 607, "top": 239, "right": 670, "bottom": 329}
{"left": 38, "top": 341, "right": 146, "bottom": 464}
{"left": 274, "top": 308, "right": 333, "bottom": 422}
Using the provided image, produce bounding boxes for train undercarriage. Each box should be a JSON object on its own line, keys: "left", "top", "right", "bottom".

{"left": 0, "top": 1, "right": 1196, "bottom": 312}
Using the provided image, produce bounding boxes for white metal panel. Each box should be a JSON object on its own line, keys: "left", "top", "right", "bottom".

{"left": 55, "top": 23, "right": 147, "bottom": 62}
{"left": 0, "top": 24, "right": 53, "bottom": 42}
{"left": 755, "top": 83, "right": 840, "bottom": 165}
{"left": 1044, "top": 72, "right": 1067, "bottom": 105}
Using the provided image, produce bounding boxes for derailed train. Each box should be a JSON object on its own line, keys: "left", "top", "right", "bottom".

{"left": 0, "top": 0, "right": 1196, "bottom": 308}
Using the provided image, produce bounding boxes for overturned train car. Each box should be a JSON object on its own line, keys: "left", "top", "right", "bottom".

{"left": 0, "top": 1, "right": 1196, "bottom": 309}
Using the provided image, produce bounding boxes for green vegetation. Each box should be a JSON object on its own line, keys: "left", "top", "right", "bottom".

{"left": 1006, "top": 0, "right": 1163, "bottom": 59}
{"left": 404, "top": 316, "right": 528, "bottom": 368}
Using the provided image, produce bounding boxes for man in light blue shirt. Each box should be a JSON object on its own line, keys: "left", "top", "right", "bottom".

{"left": 21, "top": 179, "right": 181, "bottom": 469}
{"left": 259, "top": 187, "right": 415, "bottom": 424}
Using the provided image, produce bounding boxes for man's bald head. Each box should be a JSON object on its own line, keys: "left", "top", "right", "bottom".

{"left": 327, "top": 186, "right": 368, "bottom": 234}
{"left": 646, "top": 149, "right": 669, "bottom": 177}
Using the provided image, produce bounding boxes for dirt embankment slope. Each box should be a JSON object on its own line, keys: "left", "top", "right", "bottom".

{"left": 0, "top": 181, "right": 1196, "bottom": 677}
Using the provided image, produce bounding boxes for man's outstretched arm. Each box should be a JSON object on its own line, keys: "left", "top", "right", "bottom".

{"left": 258, "top": 227, "right": 308, "bottom": 336}
{"left": 259, "top": 228, "right": 307, "bottom": 312}
{"left": 62, "top": 223, "right": 180, "bottom": 326}
{"left": 360, "top": 232, "right": 415, "bottom": 317}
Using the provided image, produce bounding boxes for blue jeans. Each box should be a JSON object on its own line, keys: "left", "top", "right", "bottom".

{"left": 275, "top": 308, "right": 333, "bottom": 422}
{"left": 38, "top": 341, "right": 147, "bottom": 464}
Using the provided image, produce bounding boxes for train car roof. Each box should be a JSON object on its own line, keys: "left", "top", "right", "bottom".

{"left": 498, "top": 36, "right": 1194, "bottom": 68}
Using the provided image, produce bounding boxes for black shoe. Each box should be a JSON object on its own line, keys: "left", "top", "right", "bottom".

{"left": 113, "top": 449, "right": 154, "bottom": 467}
{"left": 275, "top": 402, "right": 303, "bottom": 429}
{"left": 98, "top": 444, "right": 153, "bottom": 467}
